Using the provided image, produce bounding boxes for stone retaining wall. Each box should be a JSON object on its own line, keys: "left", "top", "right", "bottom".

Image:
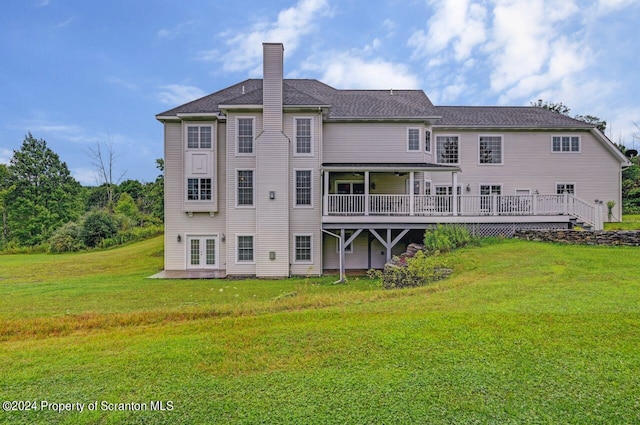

{"left": 514, "top": 230, "right": 640, "bottom": 246}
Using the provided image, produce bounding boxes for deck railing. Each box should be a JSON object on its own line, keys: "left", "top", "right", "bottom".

{"left": 326, "top": 193, "right": 600, "bottom": 228}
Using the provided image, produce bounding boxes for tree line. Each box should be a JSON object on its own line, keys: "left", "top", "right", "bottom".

{"left": 0, "top": 133, "right": 164, "bottom": 252}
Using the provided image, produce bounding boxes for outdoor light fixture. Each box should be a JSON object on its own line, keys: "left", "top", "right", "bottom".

{"left": 269, "top": 191, "right": 276, "bottom": 200}
{"left": 177, "top": 234, "right": 182, "bottom": 243}
{"left": 466, "top": 184, "right": 471, "bottom": 192}
{"left": 221, "top": 233, "right": 226, "bottom": 242}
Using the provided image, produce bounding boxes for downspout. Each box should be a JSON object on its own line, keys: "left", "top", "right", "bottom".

{"left": 321, "top": 229, "right": 345, "bottom": 283}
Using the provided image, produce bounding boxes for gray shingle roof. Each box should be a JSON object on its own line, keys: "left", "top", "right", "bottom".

{"left": 156, "top": 80, "right": 597, "bottom": 130}
{"left": 157, "top": 79, "right": 438, "bottom": 119}
{"left": 434, "top": 106, "right": 594, "bottom": 128}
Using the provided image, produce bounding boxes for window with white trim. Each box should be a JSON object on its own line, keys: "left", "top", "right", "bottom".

{"left": 294, "top": 234, "right": 312, "bottom": 263}
{"left": 187, "top": 178, "right": 212, "bottom": 201}
{"left": 237, "top": 235, "right": 254, "bottom": 262}
{"left": 436, "top": 136, "right": 459, "bottom": 164}
{"left": 435, "top": 186, "right": 462, "bottom": 196}
{"left": 425, "top": 130, "right": 431, "bottom": 153}
{"left": 407, "top": 128, "right": 420, "bottom": 152}
{"left": 237, "top": 170, "right": 254, "bottom": 206}
{"left": 237, "top": 118, "right": 254, "bottom": 154}
{"left": 556, "top": 183, "right": 575, "bottom": 195}
{"left": 424, "top": 180, "right": 432, "bottom": 195}
{"left": 187, "top": 125, "right": 212, "bottom": 149}
{"left": 479, "top": 136, "right": 503, "bottom": 164}
{"left": 295, "top": 118, "right": 312, "bottom": 155}
{"left": 295, "top": 170, "right": 312, "bottom": 207}
{"left": 552, "top": 135, "right": 580, "bottom": 153}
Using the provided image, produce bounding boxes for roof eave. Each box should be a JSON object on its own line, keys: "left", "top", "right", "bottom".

{"left": 326, "top": 115, "right": 441, "bottom": 123}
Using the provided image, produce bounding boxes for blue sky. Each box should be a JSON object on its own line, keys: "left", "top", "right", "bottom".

{"left": 1, "top": 0, "right": 639, "bottom": 184}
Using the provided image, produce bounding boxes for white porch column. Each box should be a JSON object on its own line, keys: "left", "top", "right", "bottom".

{"left": 452, "top": 172, "right": 458, "bottom": 216}
{"left": 323, "top": 170, "right": 329, "bottom": 216}
{"left": 364, "top": 171, "right": 370, "bottom": 216}
{"left": 409, "top": 171, "right": 415, "bottom": 216}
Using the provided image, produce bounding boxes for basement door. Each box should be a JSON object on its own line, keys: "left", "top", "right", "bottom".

{"left": 187, "top": 236, "right": 219, "bottom": 269}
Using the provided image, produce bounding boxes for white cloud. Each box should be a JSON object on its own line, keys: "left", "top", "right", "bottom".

{"left": 596, "top": 0, "right": 639, "bottom": 12}
{"left": 485, "top": 0, "right": 588, "bottom": 103}
{"left": 71, "top": 166, "right": 99, "bottom": 186}
{"left": 301, "top": 50, "right": 420, "bottom": 89}
{"left": 156, "top": 20, "right": 196, "bottom": 40}
{"left": 54, "top": 17, "right": 74, "bottom": 29}
{"left": 212, "top": 0, "right": 330, "bottom": 74}
{"left": 0, "top": 148, "right": 12, "bottom": 164}
{"left": 158, "top": 84, "right": 207, "bottom": 106}
{"left": 409, "top": 0, "right": 487, "bottom": 62}
{"left": 107, "top": 76, "right": 138, "bottom": 91}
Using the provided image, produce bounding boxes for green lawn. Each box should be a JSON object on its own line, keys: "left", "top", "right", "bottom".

{"left": 605, "top": 213, "right": 640, "bottom": 230}
{"left": 1, "top": 236, "right": 639, "bottom": 424}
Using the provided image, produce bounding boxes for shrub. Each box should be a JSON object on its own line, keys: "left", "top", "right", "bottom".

{"left": 424, "top": 224, "right": 476, "bottom": 254}
{"left": 369, "top": 251, "right": 452, "bottom": 290}
{"left": 48, "top": 221, "right": 85, "bottom": 253}
{"left": 81, "top": 210, "right": 119, "bottom": 248}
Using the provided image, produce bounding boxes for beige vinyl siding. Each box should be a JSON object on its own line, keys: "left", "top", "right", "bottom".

{"left": 322, "top": 232, "right": 406, "bottom": 270}
{"left": 286, "top": 112, "right": 322, "bottom": 275}
{"left": 323, "top": 122, "right": 430, "bottom": 163}
{"left": 164, "top": 121, "right": 227, "bottom": 271}
{"left": 430, "top": 130, "right": 622, "bottom": 219}
{"left": 226, "top": 113, "right": 257, "bottom": 275}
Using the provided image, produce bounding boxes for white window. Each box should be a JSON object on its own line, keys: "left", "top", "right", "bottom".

{"left": 425, "top": 130, "right": 431, "bottom": 153}
{"left": 424, "top": 180, "right": 432, "bottom": 195}
{"left": 436, "top": 136, "right": 459, "bottom": 164}
{"left": 407, "top": 128, "right": 421, "bottom": 152}
{"left": 552, "top": 135, "right": 580, "bottom": 153}
{"left": 435, "top": 186, "right": 462, "bottom": 196}
{"left": 237, "top": 170, "right": 254, "bottom": 207}
{"left": 187, "top": 178, "right": 212, "bottom": 201}
{"left": 186, "top": 125, "right": 212, "bottom": 149}
{"left": 237, "top": 117, "right": 254, "bottom": 154}
{"left": 479, "top": 135, "right": 503, "bottom": 164}
{"left": 294, "top": 117, "right": 313, "bottom": 155}
{"left": 556, "top": 183, "right": 576, "bottom": 195}
{"left": 294, "top": 234, "right": 313, "bottom": 263}
{"left": 480, "top": 184, "right": 502, "bottom": 211}
{"left": 237, "top": 235, "right": 254, "bottom": 263}
{"left": 294, "top": 170, "right": 312, "bottom": 207}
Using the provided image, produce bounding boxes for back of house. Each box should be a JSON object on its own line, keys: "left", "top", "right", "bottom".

{"left": 156, "top": 42, "right": 630, "bottom": 278}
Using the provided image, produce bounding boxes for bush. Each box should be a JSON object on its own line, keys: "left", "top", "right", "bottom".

{"left": 81, "top": 210, "right": 119, "bottom": 248}
{"left": 48, "top": 221, "right": 85, "bottom": 253}
{"left": 369, "top": 251, "right": 452, "bottom": 290}
{"left": 424, "top": 224, "right": 476, "bottom": 254}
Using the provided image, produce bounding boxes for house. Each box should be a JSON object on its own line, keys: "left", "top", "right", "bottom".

{"left": 155, "top": 43, "right": 630, "bottom": 278}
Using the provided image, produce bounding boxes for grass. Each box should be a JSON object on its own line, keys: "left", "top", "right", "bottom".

{"left": 605, "top": 213, "right": 640, "bottom": 230}
{"left": 0, "top": 236, "right": 639, "bottom": 424}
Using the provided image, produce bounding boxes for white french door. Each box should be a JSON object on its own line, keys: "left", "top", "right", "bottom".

{"left": 187, "top": 236, "right": 219, "bottom": 269}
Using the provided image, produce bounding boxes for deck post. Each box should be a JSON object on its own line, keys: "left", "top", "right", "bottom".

{"left": 364, "top": 171, "right": 370, "bottom": 216}
{"left": 452, "top": 172, "right": 458, "bottom": 216}
{"left": 533, "top": 192, "right": 538, "bottom": 215}
{"left": 564, "top": 192, "right": 569, "bottom": 215}
{"left": 323, "top": 171, "right": 329, "bottom": 216}
{"left": 492, "top": 194, "right": 498, "bottom": 216}
{"left": 409, "top": 172, "right": 415, "bottom": 216}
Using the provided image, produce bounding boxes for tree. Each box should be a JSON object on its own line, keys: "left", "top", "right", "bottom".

{"left": 0, "top": 164, "right": 12, "bottom": 246}
{"left": 6, "top": 133, "right": 82, "bottom": 246}
{"left": 88, "top": 137, "right": 126, "bottom": 209}
{"left": 531, "top": 99, "right": 607, "bottom": 132}
{"left": 531, "top": 99, "right": 571, "bottom": 115}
